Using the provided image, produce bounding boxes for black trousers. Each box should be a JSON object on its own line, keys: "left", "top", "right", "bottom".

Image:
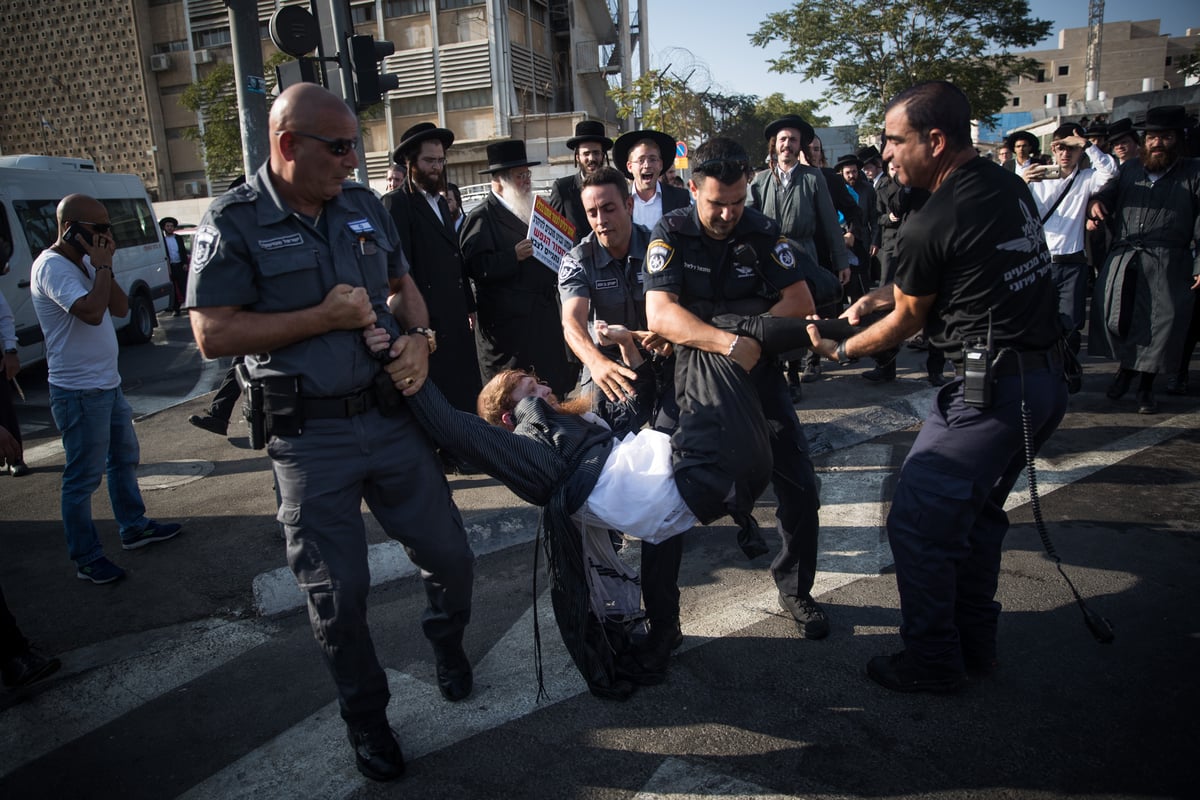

{"left": 0, "top": 584, "right": 30, "bottom": 661}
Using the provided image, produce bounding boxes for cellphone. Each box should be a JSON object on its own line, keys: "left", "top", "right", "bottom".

{"left": 64, "top": 223, "right": 94, "bottom": 251}
{"left": 1042, "top": 165, "right": 1062, "bottom": 179}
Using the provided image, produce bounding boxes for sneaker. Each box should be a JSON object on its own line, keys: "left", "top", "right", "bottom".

{"left": 778, "top": 592, "right": 830, "bottom": 639}
{"left": 867, "top": 650, "right": 966, "bottom": 693}
{"left": 76, "top": 556, "right": 126, "bottom": 585}
{"left": 122, "top": 520, "right": 182, "bottom": 550}
{"left": 346, "top": 720, "right": 405, "bottom": 782}
{"left": 188, "top": 414, "right": 228, "bottom": 436}
{"left": 1, "top": 647, "right": 62, "bottom": 688}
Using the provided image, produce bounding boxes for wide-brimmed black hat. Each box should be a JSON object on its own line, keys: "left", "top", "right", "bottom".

{"left": 833, "top": 153, "right": 861, "bottom": 172}
{"left": 159, "top": 217, "right": 179, "bottom": 229}
{"left": 478, "top": 140, "right": 541, "bottom": 174}
{"left": 566, "top": 120, "right": 613, "bottom": 151}
{"left": 856, "top": 145, "right": 882, "bottom": 165}
{"left": 1084, "top": 122, "right": 1109, "bottom": 138}
{"left": 763, "top": 115, "right": 815, "bottom": 149}
{"left": 1052, "top": 122, "right": 1086, "bottom": 141}
{"left": 612, "top": 129, "right": 677, "bottom": 179}
{"left": 1106, "top": 117, "right": 1138, "bottom": 143}
{"left": 1005, "top": 130, "right": 1040, "bottom": 152}
{"left": 394, "top": 122, "right": 454, "bottom": 164}
{"left": 1138, "top": 105, "right": 1189, "bottom": 132}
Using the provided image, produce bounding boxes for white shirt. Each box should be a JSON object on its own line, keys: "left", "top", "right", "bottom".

{"left": 30, "top": 250, "right": 120, "bottom": 390}
{"left": 632, "top": 184, "right": 664, "bottom": 230}
{"left": 164, "top": 234, "right": 183, "bottom": 264}
{"left": 419, "top": 188, "right": 444, "bottom": 224}
{"left": 1029, "top": 144, "right": 1117, "bottom": 256}
{"left": 775, "top": 162, "right": 799, "bottom": 189}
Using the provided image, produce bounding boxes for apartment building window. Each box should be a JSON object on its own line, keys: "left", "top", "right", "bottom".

{"left": 1057, "top": 64, "right": 1069, "bottom": 76}
{"left": 1165, "top": 56, "right": 1173, "bottom": 66}
{"left": 386, "top": 0, "right": 429, "bottom": 15}
{"left": 194, "top": 28, "right": 232, "bottom": 49}
{"left": 395, "top": 95, "right": 437, "bottom": 116}
{"left": 351, "top": 3, "right": 376, "bottom": 24}
{"left": 529, "top": 0, "right": 546, "bottom": 24}
{"left": 444, "top": 88, "right": 491, "bottom": 110}
{"left": 1035, "top": 68, "right": 1046, "bottom": 83}
{"left": 1057, "top": 93, "right": 1067, "bottom": 107}
{"left": 438, "top": 0, "right": 483, "bottom": 9}
{"left": 149, "top": 0, "right": 181, "bottom": 5}
{"left": 153, "top": 40, "right": 188, "bottom": 54}
{"left": 508, "top": 0, "right": 525, "bottom": 10}
{"left": 1012, "top": 97, "right": 1020, "bottom": 107}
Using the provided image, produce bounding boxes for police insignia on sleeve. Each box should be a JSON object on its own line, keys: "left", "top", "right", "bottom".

{"left": 771, "top": 238, "right": 796, "bottom": 269}
{"left": 646, "top": 240, "right": 673, "bottom": 274}
{"left": 191, "top": 225, "right": 220, "bottom": 272}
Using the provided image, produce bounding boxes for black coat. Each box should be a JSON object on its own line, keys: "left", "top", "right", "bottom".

{"left": 460, "top": 193, "right": 578, "bottom": 396}
{"left": 382, "top": 185, "right": 481, "bottom": 412}
{"left": 547, "top": 173, "right": 588, "bottom": 245}
{"left": 661, "top": 182, "right": 692, "bottom": 216}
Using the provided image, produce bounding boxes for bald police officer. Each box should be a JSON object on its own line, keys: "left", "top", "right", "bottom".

{"left": 187, "top": 84, "right": 474, "bottom": 782}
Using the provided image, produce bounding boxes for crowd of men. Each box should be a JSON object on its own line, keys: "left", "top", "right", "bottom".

{"left": 5, "top": 79, "right": 1197, "bottom": 784}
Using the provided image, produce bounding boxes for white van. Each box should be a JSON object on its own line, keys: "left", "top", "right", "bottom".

{"left": 0, "top": 155, "right": 173, "bottom": 367}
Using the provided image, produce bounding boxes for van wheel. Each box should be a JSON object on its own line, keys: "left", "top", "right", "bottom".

{"left": 123, "top": 293, "right": 156, "bottom": 345}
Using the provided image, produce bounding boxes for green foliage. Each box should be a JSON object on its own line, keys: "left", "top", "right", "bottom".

{"left": 750, "top": 0, "right": 1053, "bottom": 128}
{"left": 180, "top": 63, "right": 244, "bottom": 180}
{"left": 721, "top": 94, "right": 832, "bottom": 166}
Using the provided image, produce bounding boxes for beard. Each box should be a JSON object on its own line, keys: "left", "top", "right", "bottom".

{"left": 412, "top": 163, "right": 443, "bottom": 194}
{"left": 499, "top": 177, "right": 535, "bottom": 224}
{"left": 1142, "top": 143, "right": 1178, "bottom": 173}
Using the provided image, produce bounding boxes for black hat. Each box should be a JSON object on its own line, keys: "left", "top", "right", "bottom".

{"left": 394, "top": 122, "right": 454, "bottom": 164}
{"left": 763, "top": 115, "right": 815, "bottom": 149}
{"left": 159, "top": 217, "right": 179, "bottom": 229}
{"left": 1005, "top": 130, "right": 1040, "bottom": 152}
{"left": 1084, "top": 122, "right": 1109, "bottom": 137}
{"left": 1138, "top": 105, "right": 1189, "bottom": 132}
{"left": 478, "top": 140, "right": 541, "bottom": 174}
{"left": 1051, "top": 122, "right": 1086, "bottom": 141}
{"left": 856, "top": 145, "right": 882, "bottom": 166}
{"left": 833, "top": 153, "right": 861, "bottom": 172}
{"left": 611, "top": 129, "right": 677, "bottom": 179}
{"left": 1106, "top": 117, "right": 1138, "bottom": 143}
{"left": 566, "top": 120, "right": 613, "bottom": 151}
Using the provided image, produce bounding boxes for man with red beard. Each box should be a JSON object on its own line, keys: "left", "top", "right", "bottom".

{"left": 549, "top": 120, "right": 613, "bottom": 245}
{"left": 1090, "top": 105, "right": 1200, "bottom": 414}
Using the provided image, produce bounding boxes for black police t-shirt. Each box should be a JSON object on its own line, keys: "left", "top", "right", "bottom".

{"left": 893, "top": 157, "right": 1060, "bottom": 353}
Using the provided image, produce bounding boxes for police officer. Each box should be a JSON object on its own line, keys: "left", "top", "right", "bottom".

{"left": 187, "top": 84, "right": 474, "bottom": 782}
{"left": 807, "top": 81, "right": 1068, "bottom": 693}
{"left": 643, "top": 136, "right": 829, "bottom": 641}
{"left": 558, "top": 165, "right": 683, "bottom": 670}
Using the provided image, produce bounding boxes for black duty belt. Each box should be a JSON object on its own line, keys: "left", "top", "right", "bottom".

{"left": 1051, "top": 251, "right": 1087, "bottom": 264}
{"left": 989, "top": 346, "right": 1061, "bottom": 378}
{"left": 302, "top": 386, "right": 378, "bottom": 419}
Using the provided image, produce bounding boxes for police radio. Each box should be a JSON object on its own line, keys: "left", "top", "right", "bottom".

{"left": 962, "top": 309, "right": 994, "bottom": 409}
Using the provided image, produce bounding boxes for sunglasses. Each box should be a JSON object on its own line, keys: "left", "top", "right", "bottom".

{"left": 278, "top": 131, "right": 359, "bottom": 157}
{"left": 78, "top": 221, "right": 113, "bottom": 234}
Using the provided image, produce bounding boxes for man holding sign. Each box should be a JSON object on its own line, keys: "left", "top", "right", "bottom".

{"left": 461, "top": 140, "right": 578, "bottom": 396}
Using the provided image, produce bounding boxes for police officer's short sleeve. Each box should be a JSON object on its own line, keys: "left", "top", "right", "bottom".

{"left": 758, "top": 237, "right": 806, "bottom": 291}
{"left": 187, "top": 206, "right": 261, "bottom": 309}
{"left": 558, "top": 253, "right": 590, "bottom": 301}
{"left": 642, "top": 218, "right": 681, "bottom": 295}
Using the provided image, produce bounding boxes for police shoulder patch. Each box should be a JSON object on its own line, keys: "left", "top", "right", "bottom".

{"left": 771, "top": 237, "right": 796, "bottom": 270}
{"left": 646, "top": 239, "right": 674, "bottom": 274}
{"left": 191, "top": 224, "right": 220, "bottom": 273}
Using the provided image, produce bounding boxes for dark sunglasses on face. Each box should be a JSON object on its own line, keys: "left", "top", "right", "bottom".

{"left": 277, "top": 130, "right": 359, "bottom": 157}
{"left": 78, "top": 221, "right": 113, "bottom": 234}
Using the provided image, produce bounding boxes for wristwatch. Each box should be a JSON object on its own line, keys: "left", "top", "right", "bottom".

{"left": 836, "top": 339, "right": 857, "bottom": 364}
{"left": 407, "top": 326, "right": 437, "bottom": 354}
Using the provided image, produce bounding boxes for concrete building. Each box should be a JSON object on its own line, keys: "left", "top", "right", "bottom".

{"left": 0, "top": 0, "right": 637, "bottom": 201}
{"left": 979, "top": 18, "right": 1199, "bottom": 143}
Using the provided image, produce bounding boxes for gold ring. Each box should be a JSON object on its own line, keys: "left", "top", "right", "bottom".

{"left": 404, "top": 377, "right": 415, "bottom": 385}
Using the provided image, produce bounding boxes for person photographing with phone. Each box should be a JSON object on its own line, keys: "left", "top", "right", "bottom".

{"left": 30, "top": 194, "right": 183, "bottom": 585}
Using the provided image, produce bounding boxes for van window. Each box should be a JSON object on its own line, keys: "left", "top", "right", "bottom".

{"left": 13, "top": 198, "right": 159, "bottom": 253}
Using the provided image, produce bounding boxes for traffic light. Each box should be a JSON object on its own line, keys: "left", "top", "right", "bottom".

{"left": 348, "top": 35, "right": 398, "bottom": 112}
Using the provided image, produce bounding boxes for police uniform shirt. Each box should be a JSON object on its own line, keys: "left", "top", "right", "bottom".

{"left": 642, "top": 206, "right": 804, "bottom": 321}
{"left": 893, "top": 157, "right": 1061, "bottom": 353}
{"left": 187, "top": 162, "right": 406, "bottom": 397}
{"left": 557, "top": 223, "right": 652, "bottom": 331}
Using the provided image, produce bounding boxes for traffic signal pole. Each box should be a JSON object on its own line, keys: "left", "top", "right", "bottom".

{"left": 226, "top": 0, "right": 269, "bottom": 179}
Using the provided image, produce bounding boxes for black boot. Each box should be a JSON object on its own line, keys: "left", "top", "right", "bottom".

{"left": 430, "top": 633, "right": 473, "bottom": 702}
{"left": 1106, "top": 367, "right": 1135, "bottom": 400}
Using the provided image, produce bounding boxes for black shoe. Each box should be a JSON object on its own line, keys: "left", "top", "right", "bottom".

{"left": 866, "top": 650, "right": 966, "bottom": 694}
{"left": 1136, "top": 389, "right": 1158, "bottom": 415}
{"left": 626, "top": 617, "right": 682, "bottom": 682}
{"left": 346, "top": 720, "right": 405, "bottom": 782}
{"left": 1106, "top": 368, "right": 1134, "bottom": 400}
{"left": 928, "top": 372, "right": 947, "bottom": 387}
{"left": 8, "top": 461, "right": 30, "bottom": 477}
{"left": 188, "top": 413, "right": 228, "bottom": 436}
{"left": 431, "top": 637, "right": 473, "bottom": 702}
{"left": 1, "top": 648, "right": 62, "bottom": 688}
{"left": 862, "top": 365, "right": 896, "bottom": 383}
{"left": 778, "top": 592, "right": 830, "bottom": 639}
{"left": 800, "top": 360, "right": 821, "bottom": 383}
{"left": 1165, "top": 375, "right": 1188, "bottom": 396}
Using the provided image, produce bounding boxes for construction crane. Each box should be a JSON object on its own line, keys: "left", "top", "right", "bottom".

{"left": 1085, "top": 0, "right": 1104, "bottom": 101}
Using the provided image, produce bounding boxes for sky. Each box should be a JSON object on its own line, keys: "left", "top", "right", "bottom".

{"left": 645, "top": 0, "right": 1198, "bottom": 126}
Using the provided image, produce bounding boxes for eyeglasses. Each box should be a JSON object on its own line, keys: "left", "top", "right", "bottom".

{"left": 509, "top": 170, "right": 532, "bottom": 181}
{"left": 277, "top": 131, "right": 359, "bottom": 156}
{"left": 631, "top": 155, "right": 662, "bottom": 166}
{"left": 77, "top": 221, "right": 113, "bottom": 234}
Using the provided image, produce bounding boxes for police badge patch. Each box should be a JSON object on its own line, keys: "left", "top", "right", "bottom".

{"left": 646, "top": 240, "right": 673, "bottom": 274}
{"left": 771, "top": 238, "right": 796, "bottom": 269}
{"left": 191, "top": 225, "right": 220, "bottom": 273}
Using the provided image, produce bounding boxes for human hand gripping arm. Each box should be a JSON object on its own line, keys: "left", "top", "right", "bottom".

{"left": 807, "top": 284, "right": 932, "bottom": 362}
{"left": 382, "top": 273, "right": 432, "bottom": 396}
{"left": 561, "top": 295, "right": 638, "bottom": 403}
{"left": 645, "top": 289, "right": 761, "bottom": 372}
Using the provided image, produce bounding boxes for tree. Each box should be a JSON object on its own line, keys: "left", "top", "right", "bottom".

{"left": 1179, "top": 44, "right": 1200, "bottom": 81}
{"left": 750, "top": 0, "right": 1053, "bottom": 128}
{"left": 609, "top": 70, "right": 717, "bottom": 143}
{"left": 180, "top": 62, "right": 245, "bottom": 180}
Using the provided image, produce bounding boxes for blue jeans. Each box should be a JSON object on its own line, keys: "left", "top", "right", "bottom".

{"left": 48, "top": 385, "right": 148, "bottom": 567}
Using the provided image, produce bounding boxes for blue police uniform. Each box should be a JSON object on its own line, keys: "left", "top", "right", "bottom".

{"left": 886, "top": 157, "right": 1068, "bottom": 678}
{"left": 187, "top": 163, "right": 474, "bottom": 726}
{"left": 643, "top": 205, "right": 822, "bottom": 602}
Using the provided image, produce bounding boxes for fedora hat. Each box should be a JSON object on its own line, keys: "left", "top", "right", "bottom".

{"left": 1084, "top": 121, "right": 1109, "bottom": 138}
{"left": 856, "top": 145, "right": 882, "bottom": 165}
{"left": 566, "top": 120, "right": 613, "bottom": 151}
{"left": 394, "top": 122, "right": 454, "bottom": 164}
{"left": 833, "top": 153, "right": 861, "bottom": 172}
{"left": 478, "top": 140, "right": 541, "bottom": 174}
{"left": 158, "top": 216, "right": 179, "bottom": 229}
{"left": 611, "top": 129, "right": 677, "bottom": 179}
{"left": 1138, "top": 105, "right": 1190, "bottom": 132}
{"left": 763, "top": 115, "right": 815, "bottom": 149}
{"left": 1051, "top": 122, "right": 1086, "bottom": 142}
{"left": 1005, "top": 130, "right": 1040, "bottom": 152}
{"left": 1106, "top": 117, "right": 1138, "bottom": 144}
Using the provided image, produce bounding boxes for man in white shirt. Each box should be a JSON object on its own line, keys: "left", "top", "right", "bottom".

{"left": 1023, "top": 122, "right": 1117, "bottom": 353}
{"left": 31, "top": 194, "right": 182, "bottom": 585}
{"left": 611, "top": 129, "right": 690, "bottom": 230}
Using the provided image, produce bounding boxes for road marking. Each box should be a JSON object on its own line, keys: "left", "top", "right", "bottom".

{"left": 634, "top": 757, "right": 792, "bottom": 799}
{"left": 0, "top": 619, "right": 274, "bottom": 778}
